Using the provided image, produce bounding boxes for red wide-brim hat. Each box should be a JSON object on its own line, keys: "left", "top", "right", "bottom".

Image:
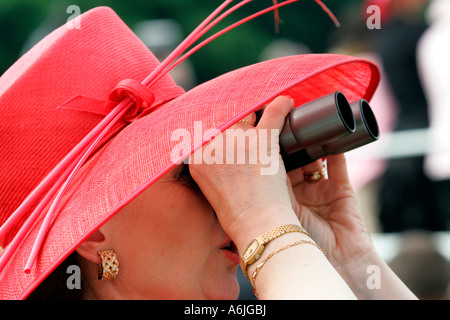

{"left": 0, "top": 4, "right": 379, "bottom": 299}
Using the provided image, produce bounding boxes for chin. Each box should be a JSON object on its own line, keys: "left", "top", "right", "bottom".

{"left": 207, "top": 275, "right": 240, "bottom": 300}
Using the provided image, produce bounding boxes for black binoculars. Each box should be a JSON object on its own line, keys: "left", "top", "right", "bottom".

{"left": 277, "top": 91, "right": 380, "bottom": 172}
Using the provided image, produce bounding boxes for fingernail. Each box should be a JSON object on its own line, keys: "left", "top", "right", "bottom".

{"left": 280, "top": 94, "right": 294, "bottom": 102}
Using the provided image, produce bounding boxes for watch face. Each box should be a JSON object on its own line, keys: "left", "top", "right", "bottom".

{"left": 243, "top": 240, "right": 259, "bottom": 260}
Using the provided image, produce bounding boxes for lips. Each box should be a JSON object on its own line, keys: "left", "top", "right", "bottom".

{"left": 221, "top": 238, "right": 240, "bottom": 264}
{"left": 222, "top": 240, "right": 237, "bottom": 252}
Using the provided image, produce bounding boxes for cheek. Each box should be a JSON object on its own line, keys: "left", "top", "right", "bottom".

{"left": 111, "top": 185, "right": 219, "bottom": 298}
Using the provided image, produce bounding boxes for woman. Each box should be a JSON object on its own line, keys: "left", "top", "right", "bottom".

{"left": 0, "top": 4, "right": 414, "bottom": 299}
{"left": 26, "top": 97, "right": 415, "bottom": 300}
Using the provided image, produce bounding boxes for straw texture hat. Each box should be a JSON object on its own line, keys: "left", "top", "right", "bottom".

{"left": 0, "top": 3, "right": 379, "bottom": 299}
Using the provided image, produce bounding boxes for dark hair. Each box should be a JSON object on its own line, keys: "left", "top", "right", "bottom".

{"left": 27, "top": 252, "right": 83, "bottom": 300}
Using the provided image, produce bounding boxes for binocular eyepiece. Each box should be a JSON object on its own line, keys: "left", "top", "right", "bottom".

{"left": 278, "top": 91, "right": 380, "bottom": 172}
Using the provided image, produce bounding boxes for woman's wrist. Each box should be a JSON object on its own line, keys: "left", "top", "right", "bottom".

{"left": 228, "top": 205, "right": 301, "bottom": 255}
{"left": 334, "top": 246, "right": 417, "bottom": 299}
{"left": 332, "top": 246, "right": 380, "bottom": 296}
{"left": 246, "top": 231, "right": 356, "bottom": 300}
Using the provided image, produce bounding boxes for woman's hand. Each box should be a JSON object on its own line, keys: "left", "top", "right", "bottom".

{"left": 286, "top": 155, "right": 374, "bottom": 267}
{"left": 189, "top": 96, "right": 300, "bottom": 252}
{"left": 287, "top": 155, "right": 417, "bottom": 299}
{"left": 190, "top": 94, "right": 416, "bottom": 299}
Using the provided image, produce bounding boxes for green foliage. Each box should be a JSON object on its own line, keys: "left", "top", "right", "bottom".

{"left": 0, "top": 0, "right": 364, "bottom": 82}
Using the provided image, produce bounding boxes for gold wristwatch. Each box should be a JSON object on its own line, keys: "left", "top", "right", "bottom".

{"left": 239, "top": 224, "right": 309, "bottom": 278}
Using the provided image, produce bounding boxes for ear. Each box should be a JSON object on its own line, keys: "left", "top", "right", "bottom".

{"left": 75, "top": 229, "right": 106, "bottom": 264}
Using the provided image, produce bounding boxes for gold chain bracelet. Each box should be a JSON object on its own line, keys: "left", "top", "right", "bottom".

{"left": 250, "top": 240, "right": 326, "bottom": 298}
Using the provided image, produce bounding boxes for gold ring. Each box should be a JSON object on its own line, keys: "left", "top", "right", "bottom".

{"left": 303, "top": 166, "right": 326, "bottom": 183}
{"left": 238, "top": 119, "right": 255, "bottom": 126}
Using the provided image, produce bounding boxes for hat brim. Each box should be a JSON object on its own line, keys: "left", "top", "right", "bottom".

{"left": 1, "top": 53, "right": 379, "bottom": 299}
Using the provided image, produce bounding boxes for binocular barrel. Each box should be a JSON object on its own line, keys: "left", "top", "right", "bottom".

{"left": 280, "top": 92, "right": 380, "bottom": 172}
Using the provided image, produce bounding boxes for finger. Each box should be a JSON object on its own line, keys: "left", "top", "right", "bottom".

{"left": 256, "top": 96, "right": 294, "bottom": 131}
{"left": 286, "top": 174, "right": 301, "bottom": 217}
{"left": 287, "top": 158, "right": 326, "bottom": 185}
{"left": 234, "top": 112, "right": 257, "bottom": 128}
{"left": 326, "top": 154, "right": 351, "bottom": 184}
{"left": 287, "top": 166, "right": 305, "bottom": 185}
{"left": 303, "top": 159, "right": 327, "bottom": 184}
{"left": 301, "top": 159, "right": 326, "bottom": 176}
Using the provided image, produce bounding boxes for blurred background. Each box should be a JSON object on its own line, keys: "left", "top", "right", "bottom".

{"left": 1, "top": 0, "right": 449, "bottom": 299}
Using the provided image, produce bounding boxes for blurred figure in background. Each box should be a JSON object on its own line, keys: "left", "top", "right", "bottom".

{"left": 371, "top": 0, "right": 450, "bottom": 232}
{"left": 388, "top": 231, "right": 450, "bottom": 299}
{"left": 417, "top": 0, "right": 450, "bottom": 231}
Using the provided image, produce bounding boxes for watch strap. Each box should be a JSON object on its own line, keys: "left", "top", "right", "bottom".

{"left": 240, "top": 224, "right": 309, "bottom": 278}
{"left": 256, "top": 224, "right": 308, "bottom": 245}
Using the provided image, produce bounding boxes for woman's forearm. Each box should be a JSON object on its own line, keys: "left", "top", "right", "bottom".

{"left": 334, "top": 248, "right": 418, "bottom": 300}
{"left": 243, "top": 232, "right": 357, "bottom": 300}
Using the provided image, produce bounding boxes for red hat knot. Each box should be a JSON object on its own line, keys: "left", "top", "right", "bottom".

{"left": 109, "top": 79, "right": 156, "bottom": 122}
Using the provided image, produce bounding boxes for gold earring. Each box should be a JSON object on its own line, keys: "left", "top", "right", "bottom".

{"left": 97, "top": 249, "right": 119, "bottom": 280}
